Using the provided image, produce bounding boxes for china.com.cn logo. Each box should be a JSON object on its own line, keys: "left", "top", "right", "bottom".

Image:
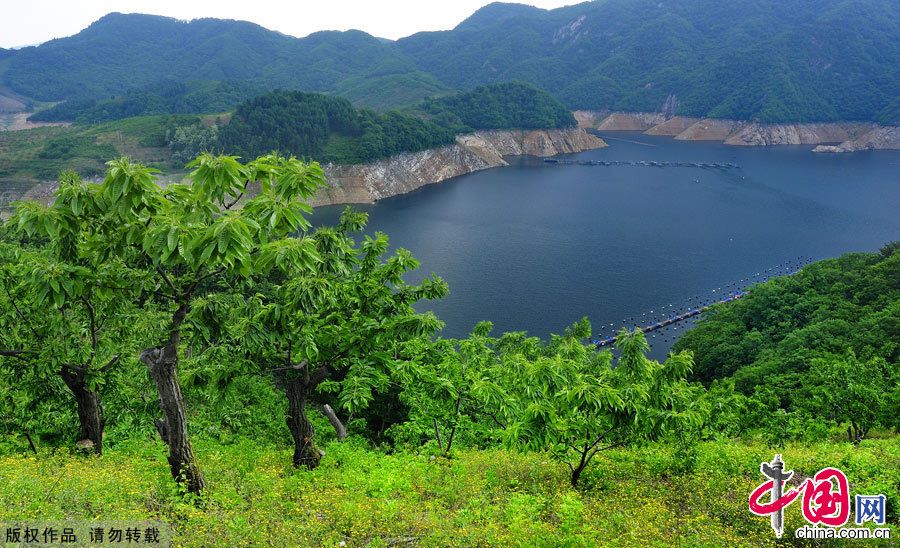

{"left": 749, "top": 454, "right": 888, "bottom": 539}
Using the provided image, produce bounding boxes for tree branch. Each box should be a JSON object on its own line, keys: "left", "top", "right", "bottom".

{"left": 99, "top": 355, "right": 121, "bottom": 373}
{"left": 3, "top": 284, "right": 41, "bottom": 341}
{"left": 433, "top": 418, "right": 443, "bottom": 451}
{"left": 264, "top": 359, "right": 309, "bottom": 373}
{"left": 321, "top": 404, "right": 347, "bottom": 441}
{"left": 308, "top": 364, "right": 331, "bottom": 388}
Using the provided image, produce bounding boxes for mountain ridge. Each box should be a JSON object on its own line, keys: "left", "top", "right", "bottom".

{"left": 2, "top": 1, "right": 899, "bottom": 123}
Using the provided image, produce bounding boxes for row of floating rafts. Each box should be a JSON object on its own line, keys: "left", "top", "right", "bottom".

{"left": 592, "top": 256, "right": 813, "bottom": 348}
{"left": 543, "top": 158, "right": 740, "bottom": 169}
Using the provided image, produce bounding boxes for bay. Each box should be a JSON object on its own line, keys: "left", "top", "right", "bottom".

{"left": 312, "top": 132, "right": 900, "bottom": 359}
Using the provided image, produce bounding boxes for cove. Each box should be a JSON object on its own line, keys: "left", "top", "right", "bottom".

{"left": 311, "top": 132, "right": 900, "bottom": 359}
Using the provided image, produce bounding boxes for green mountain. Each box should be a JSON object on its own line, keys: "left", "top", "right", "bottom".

{"left": 396, "top": 0, "right": 900, "bottom": 122}
{"left": 674, "top": 244, "right": 900, "bottom": 409}
{"left": 217, "top": 83, "right": 573, "bottom": 164}
{"left": 28, "top": 80, "right": 268, "bottom": 123}
{"left": 2, "top": 1, "right": 899, "bottom": 123}
{"left": 2, "top": 13, "right": 445, "bottom": 110}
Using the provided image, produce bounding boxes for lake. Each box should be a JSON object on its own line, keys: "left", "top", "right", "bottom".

{"left": 312, "top": 132, "right": 900, "bottom": 359}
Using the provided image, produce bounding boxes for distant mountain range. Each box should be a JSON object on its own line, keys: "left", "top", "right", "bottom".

{"left": 2, "top": 0, "right": 899, "bottom": 123}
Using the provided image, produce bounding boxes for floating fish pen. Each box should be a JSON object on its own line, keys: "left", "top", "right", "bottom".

{"left": 543, "top": 159, "right": 740, "bottom": 169}
{"left": 592, "top": 257, "right": 813, "bottom": 349}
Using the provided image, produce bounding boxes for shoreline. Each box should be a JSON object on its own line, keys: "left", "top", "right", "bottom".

{"left": 311, "top": 128, "right": 606, "bottom": 206}
{"left": 10, "top": 128, "right": 607, "bottom": 210}
{"left": 574, "top": 111, "right": 900, "bottom": 153}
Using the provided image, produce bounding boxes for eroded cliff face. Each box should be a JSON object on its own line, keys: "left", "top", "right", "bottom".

{"left": 724, "top": 122, "right": 873, "bottom": 146}
{"left": 812, "top": 126, "right": 900, "bottom": 153}
{"left": 576, "top": 111, "right": 898, "bottom": 151}
{"left": 643, "top": 116, "right": 699, "bottom": 136}
{"left": 313, "top": 128, "right": 606, "bottom": 206}
{"left": 593, "top": 112, "right": 666, "bottom": 131}
{"left": 675, "top": 119, "right": 741, "bottom": 141}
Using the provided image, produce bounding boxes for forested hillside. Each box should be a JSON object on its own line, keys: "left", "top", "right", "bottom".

{"left": 217, "top": 91, "right": 457, "bottom": 163}
{"left": 421, "top": 82, "right": 576, "bottom": 131}
{"left": 2, "top": 1, "right": 898, "bottom": 122}
{"left": 2, "top": 13, "right": 445, "bottom": 110}
{"left": 675, "top": 244, "right": 899, "bottom": 442}
{"left": 0, "top": 82, "right": 579, "bottom": 186}
{"left": 28, "top": 80, "right": 266, "bottom": 124}
{"left": 397, "top": 0, "right": 900, "bottom": 122}
{"left": 0, "top": 0, "right": 900, "bottom": 123}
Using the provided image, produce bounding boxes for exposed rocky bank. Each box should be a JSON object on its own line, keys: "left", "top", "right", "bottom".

{"left": 312, "top": 128, "right": 606, "bottom": 206}
{"left": 10, "top": 129, "right": 605, "bottom": 211}
{"left": 575, "top": 111, "right": 899, "bottom": 152}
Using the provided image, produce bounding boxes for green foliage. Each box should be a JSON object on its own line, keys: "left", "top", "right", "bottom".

{"left": 397, "top": 0, "right": 900, "bottom": 122}
{"left": 0, "top": 115, "right": 201, "bottom": 184}
{"left": 0, "top": 437, "right": 896, "bottom": 545}
{"left": 169, "top": 123, "right": 219, "bottom": 165}
{"left": 28, "top": 80, "right": 266, "bottom": 124}
{"left": 4, "top": 14, "right": 427, "bottom": 110}
{"left": 421, "top": 82, "right": 576, "bottom": 131}
{"left": 810, "top": 352, "right": 892, "bottom": 443}
{"left": 7, "top": 1, "right": 898, "bottom": 123}
{"left": 675, "top": 246, "right": 900, "bottom": 441}
{"left": 37, "top": 135, "right": 117, "bottom": 165}
{"left": 217, "top": 90, "right": 457, "bottom": 164}
{"left": 394, "top": 321, "right": 707, "bottom": 485}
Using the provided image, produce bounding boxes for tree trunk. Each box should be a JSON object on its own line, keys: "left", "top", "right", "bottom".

{"left": 284, "top": 377, "right": 321, "bottom": 469}
{"left": 139, "top": 303, "right": 205, "bottom": 494}
{"left": 570, "top": 466, "right": 584, "bottom": 488}
{"left": 60, "top": 365, "right": 104, "bottom": 455}
{"left": 322, "top": 404, "right": 347, "bottom": 441}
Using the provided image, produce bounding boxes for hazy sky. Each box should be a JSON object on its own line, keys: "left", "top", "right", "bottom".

{"left": 1, "top": 0, "right": 577, "bottom": 48}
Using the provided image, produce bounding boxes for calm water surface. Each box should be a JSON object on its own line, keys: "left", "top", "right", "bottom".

{"left": 313, "top": 132, "right": 900, "bottom": 359}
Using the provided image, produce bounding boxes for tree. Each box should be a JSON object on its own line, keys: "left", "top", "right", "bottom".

{"left": 397, "top": 321, "right": 707, "bottom": 487}
{"left": 1, "top": 172, "right": 156, "bottom": 454}
{"left": 392, "top": 322, "right": 505, "bottom": 454}
{"left": 199, "top": 208, "right": 448, "bottom": 468}
{"left": 5, "top": 153, "right": 325, "bottom": 493}
{"left": 810, "top": 352, "right": 892, "bottom": 444}
{"left": 490, "top": 326, "right": 705, "bottom": 486}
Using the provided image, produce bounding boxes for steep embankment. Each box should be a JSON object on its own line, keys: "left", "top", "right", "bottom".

{"left": 313, "top": 128, "right": 605, "bottom": 206}
{"left": 812, "top": 126, "right": 900, "bottom": 153}
{"left": 576, "top": 111, "right": 899, "bottom": 151}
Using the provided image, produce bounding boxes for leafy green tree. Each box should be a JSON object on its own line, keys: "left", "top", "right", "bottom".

{"left": 199, "top": 208, "right": 447, "bottom": 468}
{"left": 398, "top": 322, "right": 706, "bottom": 487}
{"left": 0, "top": 172, "right": 159, "bottom": 454}
{"left": 3, "top": 153, "right": 325, "bottom": 493}
{"left": 392, "top": 322, "right": 506, "bottom": 454}
{"left": 503, "top": 328, "right": 705, "bottom": 486}
{"left": 809, "top": 352, "right": 893, "bottom": 443}
{"left": 169, "top": 123, "right": 220, "bottom": 165}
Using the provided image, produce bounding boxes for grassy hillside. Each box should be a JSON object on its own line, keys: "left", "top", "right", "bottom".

{"left": 0, "top": 115, "right": 197, "bottom": 182}
{"left": 27, "top": 80, "right": 266, "bottom": 124}
{"left": 0, "top": 437, "right": 895, "bottom": 546}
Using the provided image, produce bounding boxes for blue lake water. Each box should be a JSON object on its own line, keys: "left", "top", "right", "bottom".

{"left": 312, "top": 132, "right": 900, "bottom": 359}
